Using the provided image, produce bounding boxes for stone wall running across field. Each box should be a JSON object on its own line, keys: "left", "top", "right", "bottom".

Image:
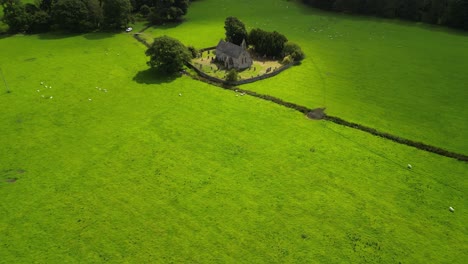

{"left": 133, "top": 26, "right": 468, "bottom": 162}
{"left": 187, "top": 59, "right": 298, "bottom": 86}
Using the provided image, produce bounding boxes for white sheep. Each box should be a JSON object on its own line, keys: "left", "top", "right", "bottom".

{"left": 40, "top": 82, "right": 43, "bottom": 85}
{"left": 449, "top": 207, "right": 454, "bottom": 212}
{"left": 88, "top": 98, "right": 92, "bottom": 101}
{"left": 407, "top": 164, "right": 412, "bottom": 169}
{"left": 179, "top": 93, "right": 182, "bottom": 96}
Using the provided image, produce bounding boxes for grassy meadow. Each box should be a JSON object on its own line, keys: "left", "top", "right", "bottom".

{"left": 145, "top": 0, "right": 468, "bottom": 155}
{"left": 1, "top": 0, "right": 467, "bottom": 263}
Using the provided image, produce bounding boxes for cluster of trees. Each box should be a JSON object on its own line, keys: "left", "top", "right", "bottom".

{"left": 1, "top": 0, "right": 195, "bottom": 33}
{"left": 224, "top": 17, "right": 304, "bottom": 62}
{"left": 302, "top": 0, "right": 468, "bottom": 30}
{"left": 144, "top": 0, "right": 190, "bottom": 24}
{"left": 1, "top": 0, "right": 132, "bottom": 33}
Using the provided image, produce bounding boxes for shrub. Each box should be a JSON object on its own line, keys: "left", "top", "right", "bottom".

{"left": 282, "top": 42, "right": 305, "bottom": 61}
{"left": 226, "top": 69, "right": 238, "bottom": 82}
{"left": 187, "top": 45, "right": 198, "bottom": 58}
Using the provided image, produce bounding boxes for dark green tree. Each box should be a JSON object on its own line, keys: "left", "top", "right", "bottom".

{"left": 1, "top": 0, "right": 30, "bottom": 32}
{"left": 26, "top": 3, "right": 51, "bottom": 32}
{"left": 249, "top": 28, "right": 287, "bottom": 57}
{"left": 102, "top": 0, "right": 132, "bottom": 29}
{"left": 148, "top": 0, "right": 189, "bottom": 23}
{"left": 51, "top": 0, "right": 101, "bottom": 32}
{"left": 282, "top": 42, "right": 305, "bottom": 61}
{"left": 224, "top": 17, "right": 248, "bottom": 45}
{"left": 187, "top": 45, "right": 198, "bottom": 58}
{"left": 226, "top": 69, "right": 238, "bottom": 82}
{"left": 145, "top": 35, "right": 191, "bottom": 74}
{"left": 38, "top": 0, "right": 53, "bottom": 12}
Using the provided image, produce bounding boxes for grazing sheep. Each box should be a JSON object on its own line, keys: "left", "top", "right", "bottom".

{"left": 50, "top": 96, "right": 53, "bottom": 99}
{"left": 88, "top": 98, "right": 92, "bottom": 101}
{"left": 407, "top": 164, "right": 412, "bottom": 169}
{"left": 37, "top": 90, "right": 40, "bottom": 92}
{"left": 40, "top": 82, "right": 43, "bottom": 85}
{"left": 179, "top": 93, "right": 182, "bottom": 96}
{"left": 449, "top": 207, "right": 454, "bottom": 212}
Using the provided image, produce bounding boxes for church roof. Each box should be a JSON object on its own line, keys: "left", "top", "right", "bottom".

{"left": 216, "top": 40, "right": 245, "bottom": 59}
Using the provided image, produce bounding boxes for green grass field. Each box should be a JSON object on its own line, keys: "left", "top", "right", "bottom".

{"left": 1, "top": 1, "right": 467, "bottom": 263}
{"left": 146, "top": 0, "right": 468, "bottom": 155}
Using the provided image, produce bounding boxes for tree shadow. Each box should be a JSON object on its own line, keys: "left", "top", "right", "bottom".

{"left": 38, "top": 32, "right": 81, "bottom": 40}
{"left": 146, "top": 20, "right": 185, "bottom": 32}
{"left": 133, "top": 68, "right": 179, "bottom": 85}
{"left": 82, "top": 32, "right": 117, "bottom": 40}
{"left": 0, "top": 34, "right": 11, "bottom": 40}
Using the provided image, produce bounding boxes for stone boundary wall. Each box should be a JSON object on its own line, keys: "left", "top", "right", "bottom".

{"left": 132, "top": 28, "right": 468, "bottom": 162}
{"left": 324, "top": 115, "right": 468, "bottom": 162}
{"left": 186, "top": 63, "right": 225, "bottom": 84}
{"left": 187, "top": 61, "right": 298, "bottom": 86}
{"left": 133, "top": 33, "right": 151, "bottom": 48}
{"left": 234, "top": 62, "right": 299, "bottom": 85}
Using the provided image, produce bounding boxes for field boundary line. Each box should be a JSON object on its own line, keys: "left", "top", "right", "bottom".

{"left": 132, "top": 25, "right": 468, "bottom": 162}
{"left": 189, "top": 71, "right": 468, "bottom": 162}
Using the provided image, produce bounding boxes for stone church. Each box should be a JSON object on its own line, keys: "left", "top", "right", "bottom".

{"left": 215, "top": 39, "right": 252, "bottom": 70}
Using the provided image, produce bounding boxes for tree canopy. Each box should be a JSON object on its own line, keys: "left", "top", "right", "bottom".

{"left": 50, "top": 0, "right": 101, "bottom": 32}
{"left": 102, "top": 0, "right": 132, "bottom": 29}
{"left": 249, "top": 28, "right": 288, "bottom": 57}
{"left": 1, "top": 0, "right": 51, "bottom": 33}
{"left": 282, "top": 42, "right": 305, "bottom": 62}
{"left": 224, "top": 17, "right": 248, "bottom": 46}
{"left": 148, "top": 0, "right": 189, "bottom": 23}
{"left": 1, "top": 0, "right": 196, "bottom": 33}
{"left": 145, "top": 35, "right": 191, "bottom": 74}
{"left": 302, "top": 0, "right": 468, "bottom": 30}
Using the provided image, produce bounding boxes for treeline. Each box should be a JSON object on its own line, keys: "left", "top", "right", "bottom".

{"left": 0, "top": 0, "right": 195, "bottom": 33}
{"left": 302, "top": 0, "right": 468, "bottom": 30}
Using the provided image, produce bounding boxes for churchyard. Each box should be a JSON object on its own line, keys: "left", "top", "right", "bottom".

{"left": 0, "top": 0, "right": 467, "bottom": 263}
{"left": 191, "top": 48, "right": 282, "bottom": 80}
